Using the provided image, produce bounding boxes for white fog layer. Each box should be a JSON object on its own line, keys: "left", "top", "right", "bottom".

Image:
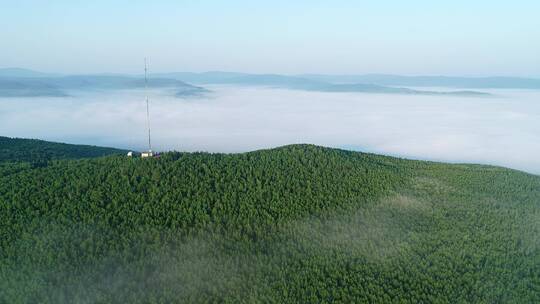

{"left": 1, "top": 86, "right": 539, "bottom": 174}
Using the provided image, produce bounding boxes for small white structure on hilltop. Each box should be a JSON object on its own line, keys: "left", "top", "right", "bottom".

{"left": 141, "top": 151, "right": 153, "bottom": 158}
{"left": 127, "top": 151, "right": 133, "bottom": 157}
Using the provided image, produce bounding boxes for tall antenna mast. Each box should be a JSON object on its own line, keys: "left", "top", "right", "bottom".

{"left": 144, "top": 57, "right": 152, "bottom": 152}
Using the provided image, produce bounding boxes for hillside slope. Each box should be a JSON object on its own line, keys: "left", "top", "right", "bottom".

{"left": 0, "top": 136, "right": 128, "bottom": 163}
{"left": 0, "top": 143, "right": 538, "bottom": 303}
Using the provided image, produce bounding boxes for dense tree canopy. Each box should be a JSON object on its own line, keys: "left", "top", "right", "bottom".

{"left": 0, "top": 142, "right": 538, "bottom": 303}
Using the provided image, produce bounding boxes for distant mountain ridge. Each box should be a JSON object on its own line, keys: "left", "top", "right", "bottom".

{"left": 3, "top": 68, "right": 538, "bottom": 89}
{"left": 154, "top": 72, "right": 492, "bottom": 96}
{"left": 3, "top": 68, "right": 538, "bottom": 98}
{"left": 153, "top": 71, "right": 540, "bottom": 89}
{"left": 300, "top": 74, "right": 540, "bottom": 89}
{"left": 0, "top": 72, "right": 208, "bottom": 98}
{"left": 0, "top": 78, "right": 68, "bottom": 97}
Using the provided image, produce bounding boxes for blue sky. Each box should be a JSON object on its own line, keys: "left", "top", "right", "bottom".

{"left": 1, "top": 0, "right": 539, "bottom": 76}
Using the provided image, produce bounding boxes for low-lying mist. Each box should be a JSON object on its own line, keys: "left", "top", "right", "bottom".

{"left": 0, "top": 192, "right": 426, "bottom": 302}
{"left": 1, "top": 85, "right": 539, "bottom": 174}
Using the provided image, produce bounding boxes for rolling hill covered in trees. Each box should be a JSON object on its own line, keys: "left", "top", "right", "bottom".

{"left": 0, "top": 140, "right": 538, "bottom": 303}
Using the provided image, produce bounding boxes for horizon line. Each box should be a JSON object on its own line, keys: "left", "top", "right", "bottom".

{"left": 1, "top": 67, "right": 540, "bottom": 79}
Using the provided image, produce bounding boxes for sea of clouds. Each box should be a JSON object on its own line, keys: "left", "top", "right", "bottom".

{"left": 1, "top": 85, "right": 539, "bottom": 174}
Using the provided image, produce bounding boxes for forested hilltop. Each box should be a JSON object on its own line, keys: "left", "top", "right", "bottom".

{"left": 0, "top": 136, "right": 127, "bottom": 163}
{"left": 0, "top": 141, "right": 538, "bottom": 303}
